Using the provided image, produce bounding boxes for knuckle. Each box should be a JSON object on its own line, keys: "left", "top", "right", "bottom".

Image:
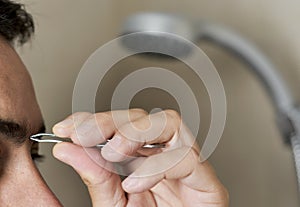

{"left": 213, "top": 185, "right": 230, "bottom": 204}
{"left": 187, "top": 147, "right": 200, "bottom": 163}
{"left": 222, "top": 187, "right": 230, "bottom": 203}
{"left": 117, "top": 124, "right": 140, "bottom": 142}
{"left": 114, "top": 133, "right": 139, "bottom": 155}
{"left": 95, "top": 113, "right": 112, "bottom": 127}
{"left": 125, "top": 140, "right": 139, "bottom": 155}
{"left": 132, "top": 118, "right": 151, "bottom": 131}
{"left": 165, "top": 109, "right": 181, "bottom": 121}
{"left": 95, "top": 112, "right": 111, "bottom": 121}
{"left": 70, "top": 129, "right": 82, "bottom": 141}
{"left": 130, "top": 108, "right": 148, "bottom": 116}
{"left": 82, "top": 176, "right": 94, "bottom": 187}
{"left": 165, "top": 109, "right": 182, "bottom": 126}
{"left": 82, "top": 171, "right": 113, "bottom": 188}
{"left": 71, "top": 112, "right": 91, "bottom": 118}
{"left": 74, "top": 113, "right": 97, "bottom": 127}
{"left": 85, "top": 113, "right": 96, "bottom": 121}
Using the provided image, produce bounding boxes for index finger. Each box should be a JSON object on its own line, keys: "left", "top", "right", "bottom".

{"left": 52, "top": 109, "right": 148, "bottom": 147}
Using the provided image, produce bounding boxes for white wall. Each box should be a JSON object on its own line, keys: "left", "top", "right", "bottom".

{"left": 18, "top": 0, "right": 300, "bottom": 206}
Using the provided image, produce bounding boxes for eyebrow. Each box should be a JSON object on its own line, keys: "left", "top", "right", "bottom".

{"left": 0, "top": 119, "right": 45, "bottom": 145}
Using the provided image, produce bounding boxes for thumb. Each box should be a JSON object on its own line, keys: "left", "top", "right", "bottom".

{"left": 52, "top": 142, "right": 127, "bottom": 206}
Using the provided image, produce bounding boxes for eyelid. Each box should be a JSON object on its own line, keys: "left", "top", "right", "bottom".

{"left": 0, "top": 120, "right": 28, "bottom": 144}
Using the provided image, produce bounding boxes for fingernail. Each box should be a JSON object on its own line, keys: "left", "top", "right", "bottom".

{"left": 53, "top": 119, "right": 74, "bottom": 136}
{"left": 52, "top": 143, "right": 68, "bottom": 161}
{"left": 54, "top": 127, "right": 70, "bottom": 137}
{"left": 109, "top": 136, "right": 123, "bottom": 148}
{"left": 102, "top": 145, "right": 124, "bottom": 162}
{"left": 101, "top": 136, "right": 124, "bottom": 162}
{"left": 122, "top": 178, "right": 137, "bottom": 191}
{"left": 55, "top": 119, "right": 74, "bottom": 128}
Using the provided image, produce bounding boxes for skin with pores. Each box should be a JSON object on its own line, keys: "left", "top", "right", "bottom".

{"left": 0, "top": 38, "right": 62, "bottom": 206}
{"left": 0, "top": 1, "right": 229, "bottom": 206}
{"left": 0, "top": 36, "right": 229, "bottom": 206}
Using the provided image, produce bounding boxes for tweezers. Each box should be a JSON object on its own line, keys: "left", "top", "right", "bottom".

{"left": 30, "top": 133, "right": 165, "bottom": 149}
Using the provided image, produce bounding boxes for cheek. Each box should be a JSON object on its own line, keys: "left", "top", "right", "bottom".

{"left": 0, "top": 140, "right": 32, "bottom": 179}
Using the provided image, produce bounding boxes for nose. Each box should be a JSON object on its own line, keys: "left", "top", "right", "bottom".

{"left": 0, "top": 148, "right": 62, "bottom": 206}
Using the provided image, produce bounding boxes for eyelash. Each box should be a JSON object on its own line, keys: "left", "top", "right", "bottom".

{"left": 30, "top": 141, "right": 44, "bottom": 162}
{"left": 31, "top": 153, "right": 44, "bottom": 161}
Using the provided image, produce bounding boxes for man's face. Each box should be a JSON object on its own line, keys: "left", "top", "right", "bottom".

{"left": 0, "top": 39, "right": 61, "bottom": 206}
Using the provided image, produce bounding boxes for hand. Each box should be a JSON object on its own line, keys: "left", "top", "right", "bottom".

{"left": 52, "top": 109, "right": 229, "bottom": 207}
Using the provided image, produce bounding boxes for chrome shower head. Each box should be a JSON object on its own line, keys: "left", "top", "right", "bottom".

{"left": 120, "top": 13, "right": 196, "bottom": 58}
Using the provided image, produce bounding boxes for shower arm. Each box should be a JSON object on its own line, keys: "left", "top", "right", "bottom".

{"left": 196, "top": 22, "right": 300, "bottom": 191}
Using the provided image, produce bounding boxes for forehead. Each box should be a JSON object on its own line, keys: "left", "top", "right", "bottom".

{"left": 0, "top": 40, "right": 28, "bottom": 78}
{"left": 0, "top": 39, "right": 42, "bottom": 128}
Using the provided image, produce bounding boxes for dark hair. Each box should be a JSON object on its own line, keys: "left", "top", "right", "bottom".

{"left": 0, "top": 0, "right": 34, "bottom": 45}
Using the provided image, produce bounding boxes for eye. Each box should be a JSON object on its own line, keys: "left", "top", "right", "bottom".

{"left": 30, "top": 141, "right": 44, "bottom": 162}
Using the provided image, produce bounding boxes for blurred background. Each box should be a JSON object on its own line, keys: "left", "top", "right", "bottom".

{"left": 18, "top": 0, "right": 300, "bottom": 206}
